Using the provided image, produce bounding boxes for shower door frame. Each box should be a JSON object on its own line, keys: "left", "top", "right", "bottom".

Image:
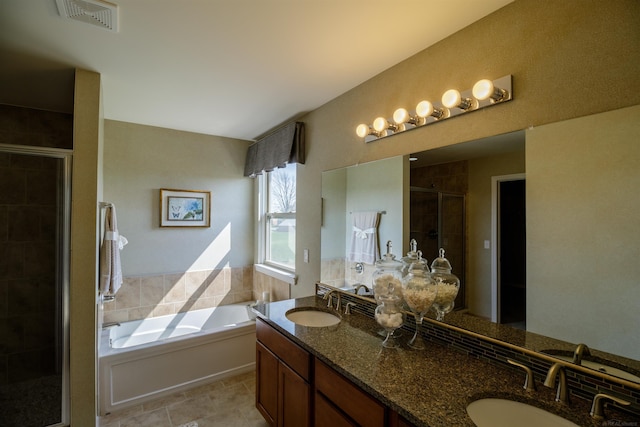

{"left": 0, "top": 143, "right": 72, "bottom": 426}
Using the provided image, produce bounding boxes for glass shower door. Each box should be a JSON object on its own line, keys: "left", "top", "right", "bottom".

{"left": 409, "top": 187, "right": 466, "bottom": 310}
{"left": 0, "top": 146, "right": 70, "bottom": 426}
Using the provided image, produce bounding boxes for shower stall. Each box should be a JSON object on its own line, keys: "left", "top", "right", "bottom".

{"left": 0, "top": 143, "right": 71, "bottom": 426}
{"left": 409, "top": 186, "right": 466, "bottom": 309}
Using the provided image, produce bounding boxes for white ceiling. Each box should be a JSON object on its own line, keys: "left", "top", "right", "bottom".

{"left": 0, "top": 0, "right": 513, "bottom": 140}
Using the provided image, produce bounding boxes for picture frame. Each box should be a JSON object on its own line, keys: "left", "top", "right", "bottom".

{"left": 159, "top": 188, "right": 211, "bottom": 228}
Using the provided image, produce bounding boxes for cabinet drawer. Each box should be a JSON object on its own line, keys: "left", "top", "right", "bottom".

{"left": 256, "top": 318, "right": 311, "bottom": 381}
{"left": 315, "top": 393, "right": 358, "bottom": 427}
{"left": 315, "top": 359, "right": 385, "bottom": 427}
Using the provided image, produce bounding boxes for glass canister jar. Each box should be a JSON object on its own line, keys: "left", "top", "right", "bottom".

{"left": 372, "top": 240, "right": 404, "bottom": 303}
{"left": 430, "top": 248, "right": 460, "bottom": 321}
{"left": 374, "top": 292, "right": 404, "bottom": 348}
{"left": 401, "top": 254, "right": 437, "bottom": 349}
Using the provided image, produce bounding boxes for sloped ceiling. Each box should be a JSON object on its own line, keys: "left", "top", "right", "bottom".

{"left": 0, "top": 0, "right": 513, "bottom": 140}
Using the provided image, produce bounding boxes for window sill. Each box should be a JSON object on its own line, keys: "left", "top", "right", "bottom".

{"left": 255, "top": 264, "right": 297, "bottom": 285}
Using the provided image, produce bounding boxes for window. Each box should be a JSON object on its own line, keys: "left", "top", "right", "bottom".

{"left": 261, "top": 163, "right": 296, "bottom": 271}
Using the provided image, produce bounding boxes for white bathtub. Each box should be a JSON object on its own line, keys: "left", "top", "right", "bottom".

{"left": 99, "top": 302, "right": 257, "bottom": 415}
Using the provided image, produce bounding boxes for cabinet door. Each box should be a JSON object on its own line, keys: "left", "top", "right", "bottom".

{"left": 256, "top": 341, "right": 278, "bottom": 426}
{"left": 278, "top": 361, "right": 310, "bottom": 427}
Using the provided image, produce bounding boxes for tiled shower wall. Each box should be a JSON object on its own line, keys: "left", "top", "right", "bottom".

{"left": 0, "top": 104, "right": 73, "bottom": 386}
{"left": 0, "top": 153, "right": 59, "bottom": 384}
{"left": 103, "top": 265, "right": 292, "bottom": 323}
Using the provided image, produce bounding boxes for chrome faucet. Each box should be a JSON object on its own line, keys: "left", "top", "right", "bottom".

{"left": 572, "top": 343, "right": 590, "bottom": 365}
{"left": 507, "top": 359, "right": 536, "bottom": 391}
{"left": 102, "top": 322, "right": 121, "bottom": 329}
{"left": 544, "top": 363, "right": 570, "bottom": 403}
{"left": 589, "top": 393, "right": 631, "bottom": 420}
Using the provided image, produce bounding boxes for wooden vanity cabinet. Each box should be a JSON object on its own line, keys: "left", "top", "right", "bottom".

{"left": 314, "top": 359, "right": 386, "bottom": 427}
{"left": 256, "top": 318, "right": 312, "bottom": 427}
{"left": 256, "top": 318, "right": 416, "bottom": 427}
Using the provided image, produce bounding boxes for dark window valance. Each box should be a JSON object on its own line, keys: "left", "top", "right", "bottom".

{"left": 244, "top": 121, "right": 305, "bottom": 177}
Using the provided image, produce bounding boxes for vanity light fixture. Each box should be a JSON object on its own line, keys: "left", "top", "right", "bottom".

{"left": 372, "top": 116, "right": 399, "bottom": 136}
{"left": 393, "top": 108, "right": 422, "bottom": 130}
{"left": 415, "top": 100, "right": 446, "bottom": 120}
{"left": 472, "top": 79, "right": 509, "bottom": 103}
{"left": 441, "top": 89, "right": 475, "bottom": 111}
{"left": 356, "top": 123, "right": 381, "bottom": 143}
{"left": 355, "top": 74, "right": 513, "bottom": 142}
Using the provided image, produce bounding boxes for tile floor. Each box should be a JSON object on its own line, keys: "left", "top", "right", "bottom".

{"left": 98, "top": 370, "right": 270, "bottom": 427}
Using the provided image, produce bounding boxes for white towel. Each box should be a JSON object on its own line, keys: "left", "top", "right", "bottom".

{"left": 348, "top": 211, "right": 380, "bottom": 264}
{"left": 99, "top": 205, "right": 126, "bottom": 295}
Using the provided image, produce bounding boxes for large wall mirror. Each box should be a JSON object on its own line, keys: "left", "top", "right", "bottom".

{"left": 320, "top": 105, "right": 640, "bottom": 386}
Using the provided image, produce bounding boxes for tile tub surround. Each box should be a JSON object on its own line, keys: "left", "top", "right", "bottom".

{"left": 103, "top": 267, "right": 254, "bottom": 324}
{"left": 320, "top": 257, "right": 376, "bottom": 289}
{"left": 254, "top": 296, "right": 638, "bottom": 426}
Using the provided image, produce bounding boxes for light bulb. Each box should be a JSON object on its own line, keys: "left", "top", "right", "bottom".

{"left": 442, "top": 89, "right": 462, "bottom": 109}
{"left": 442, "top": 89, "right": 474, "bottom": 110}
{"left": 393, "top": 108, "right": 409, "bottom": 124}
{"left": 373, "top": 117, "right": 388, "bottom": 132}
{"left": 472, "top": 79, "right": 494, "bottom": 100}
{"left": 416, "top": 100, "right": 444, "bottom": 120}
{"left": 415, "top": 101, "right": 434, "bottom": 118}
{"left": 356, "top": 124, "right": 370, "bottom": 138}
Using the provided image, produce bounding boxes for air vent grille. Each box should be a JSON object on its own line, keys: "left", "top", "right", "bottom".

{"left": 56, "top": 0, "right": 118, "bottom": 32}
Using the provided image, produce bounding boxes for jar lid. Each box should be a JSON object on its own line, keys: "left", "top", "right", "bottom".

{"left": 375, "top": 240, "right": 403, "bottom": 270}
{"left": 430, "top": 248, "right": 453, "bottom": 272}
{"left": 407, "top": 251, "right": 429, "bottom": 272}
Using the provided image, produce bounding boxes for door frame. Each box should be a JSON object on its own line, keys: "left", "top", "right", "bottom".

{"left": 490, "top": 173, "right": 525, "bottom": 323}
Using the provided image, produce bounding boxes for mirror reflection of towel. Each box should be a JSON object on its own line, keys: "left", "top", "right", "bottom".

{"left": 348, "top": 211, "right": 380, "bottom": 264}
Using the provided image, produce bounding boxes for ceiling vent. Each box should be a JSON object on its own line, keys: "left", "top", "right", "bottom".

{"left": 56, "top": 0, "right": 118, "bottom": 32}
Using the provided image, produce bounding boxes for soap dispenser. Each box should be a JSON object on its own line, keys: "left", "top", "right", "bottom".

{"left": 430, "top": 248, "right": 460, "bottom": 321}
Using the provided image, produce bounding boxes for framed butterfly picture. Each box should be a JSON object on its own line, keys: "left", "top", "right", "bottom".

{"left": 160, "top": 188, "right": 210, "bottom": 228}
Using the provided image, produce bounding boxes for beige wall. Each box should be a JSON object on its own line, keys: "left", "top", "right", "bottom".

{"left": 527, "top": 104, "right": 640, "bottom": 360}
{"left": 467, "top": 150, "right": 525, "bottom": 318}
{"left": 294, "top": 0, "right": 640, "bottom": 300}
{"left": 70, "top": 68, "right": 101, "bottom": 426}
{"left": 103, "top": 120, "right": 253, "bottom": 275}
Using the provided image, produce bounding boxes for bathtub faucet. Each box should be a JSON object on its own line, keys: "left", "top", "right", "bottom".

{"left": 103, "top": 322, "right": 121, "bottom": 329}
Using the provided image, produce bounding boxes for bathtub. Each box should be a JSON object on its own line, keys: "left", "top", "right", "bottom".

{"left": 99, "top": 302, "right": 257, "bottom": 415}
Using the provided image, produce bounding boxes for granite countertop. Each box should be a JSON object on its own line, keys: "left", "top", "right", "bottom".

{"left": 254, "top": 296, "right": 634, "bottom": 427}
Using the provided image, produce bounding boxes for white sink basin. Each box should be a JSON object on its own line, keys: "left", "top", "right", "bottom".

{"left": 285, "top": 308, "right": 341, "bottom": 327}
{"left": 467, "top": 398, "right": 579, "bottom": 427}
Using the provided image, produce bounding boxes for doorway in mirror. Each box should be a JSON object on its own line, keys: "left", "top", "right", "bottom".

{"left": 498, "top": 178, "right": 526, "bottom": 328}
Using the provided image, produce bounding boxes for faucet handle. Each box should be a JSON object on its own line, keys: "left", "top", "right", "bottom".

{"left": 590, "top": 393, "right": 631, "bottom": 420}
{"left": 507, "top": 359, "right": 537, "bottom": 391}
{"left": 344, "top": 302, "right": 355, "bottom": 315}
